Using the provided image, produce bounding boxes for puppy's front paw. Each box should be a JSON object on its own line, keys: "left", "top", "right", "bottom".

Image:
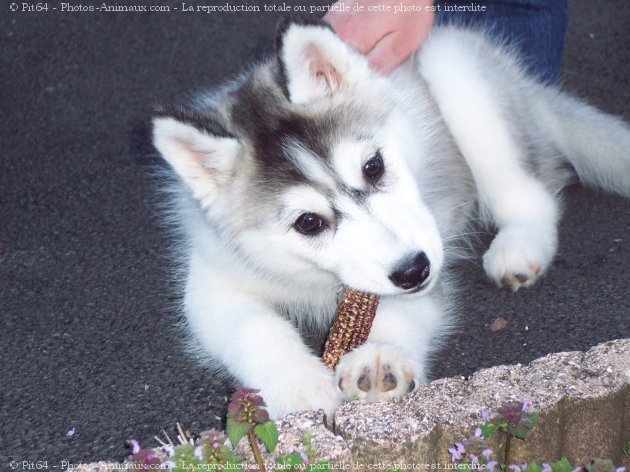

{"left": 335, "top": 343, "right": 423, "bottom": 402}
{"left": 483, "top": 224, "right": 556, "bottom": 291}
{"left": 262, "top": 364, "right": 342, "bottom": 419}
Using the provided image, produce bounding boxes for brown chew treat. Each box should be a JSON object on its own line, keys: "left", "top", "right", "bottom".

{"left": 322, "top": 289, "right": 380, "bottom": 370}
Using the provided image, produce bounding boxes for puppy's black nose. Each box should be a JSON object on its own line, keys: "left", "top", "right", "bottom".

{"left": 389, "top": 252, "right": 431, "bottom": 290}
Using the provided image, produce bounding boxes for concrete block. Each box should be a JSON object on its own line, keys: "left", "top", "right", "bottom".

{"left": 74, "top": 339, "right": 630, "bottom": 470}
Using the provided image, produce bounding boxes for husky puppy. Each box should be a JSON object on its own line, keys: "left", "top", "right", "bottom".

{"left": 152, "top": 19, "right": 630, "bottom": 418}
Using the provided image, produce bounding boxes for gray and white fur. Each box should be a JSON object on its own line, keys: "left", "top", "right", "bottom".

{"left": 152, "top": 19, "right": 630, "bottom": 418}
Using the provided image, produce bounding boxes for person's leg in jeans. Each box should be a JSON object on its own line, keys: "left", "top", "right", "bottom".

{"left": 436, "top": 0, "right": 568, "bottom": 84}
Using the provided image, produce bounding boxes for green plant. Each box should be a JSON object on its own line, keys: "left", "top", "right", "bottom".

{"left": 225, "top": 386, "right": 277, "bottom": 470}
{"left": 129, "top": 386, "right": 330, "bottom": 471}
{"left": 448, "top": 399, "right": 627, "bottom": 472}
{"left": 447, "top": 399, "right": 538, "bottom": 469}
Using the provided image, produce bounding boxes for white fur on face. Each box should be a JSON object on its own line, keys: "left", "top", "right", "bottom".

{"left": 324, "top": 186, "right": 443, "bottom": 295}
{"left": 275, "top": 129, "right": 444, "bottom": 296}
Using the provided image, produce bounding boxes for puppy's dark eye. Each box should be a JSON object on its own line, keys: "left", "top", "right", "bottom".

{"left": 363, "top": 151, "right": 384, "bottom": 182}
{"left": 294, "top": 213, "right": 326, "bottom": 236}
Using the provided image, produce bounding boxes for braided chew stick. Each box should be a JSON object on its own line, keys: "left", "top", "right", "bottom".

{"left": 322, "top": 289, "right": 380, "bottom": 370}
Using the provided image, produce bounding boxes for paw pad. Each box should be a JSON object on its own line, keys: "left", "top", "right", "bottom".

{"left": 381, "top": 372, "right": 397, "bottom": 392}
{"left": 335, "top": 343, "right": 422, "bottom": 401}
{"left": 357, "top": 371, "right": 371, "bottom": 392}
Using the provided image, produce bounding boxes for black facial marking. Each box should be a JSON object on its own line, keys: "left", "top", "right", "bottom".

{"left": 225, "top": 65, "right": 387, "bottom": 220}
{"left": 340, "top": 184, "right": 370, "bottom": 205}
{"left": 153, "top": 103, "right": 234, "bottom": 139}
{"left": 229, "top": 78, "right": 340, "bottom": 192}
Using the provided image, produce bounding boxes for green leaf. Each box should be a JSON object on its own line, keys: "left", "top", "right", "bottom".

{"left": 511, "top": 428, "right": 528, "bottom": 440}
{"left": 480, "top": 423, "right": 498, "bottom": 438}
{"left": 226, "top": 417, "right": 250, "bottom": 449}
{"left": 218, "top": 446, "right": 243, "bottom": 466}
{"left": 254, "top": 421, "right": 279, "bottom": 453}
{"left": 527, "top": 412, "right": 540, "bottom": 429}
{"left": 171, "top": 444, "right": 203, "bottom": 472}
{"left": 303, "top": 430, "right": 316, "bottom": 459}
{"left": 276, "top": 452, "right": 304, "bottom": 468}
{"left": 525, "top": 461, "right": 542, "bottom": 472}
{"left": 496, "top": 420, "right": 509, "bottom": 433}
{"left": 550, "top": 457, "right": 574, "bottom": 472}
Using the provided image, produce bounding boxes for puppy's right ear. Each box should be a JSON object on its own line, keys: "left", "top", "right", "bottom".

{"left": 152, "top": 108, "right": 241, "bottom": 208}
{"left": 275, "top": 18, "right": 372, "bottom": 105}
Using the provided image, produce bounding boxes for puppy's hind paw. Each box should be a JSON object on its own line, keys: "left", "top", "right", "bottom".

{"left": 335, "top": 343, "right": 423, "bottom": 402}
{"left": 483, "top": 224, "right": 556, "bottom": 291}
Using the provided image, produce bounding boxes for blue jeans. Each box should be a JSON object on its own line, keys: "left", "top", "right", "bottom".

{"left": 435, "top": 0, "right": 568, "bottom": 84}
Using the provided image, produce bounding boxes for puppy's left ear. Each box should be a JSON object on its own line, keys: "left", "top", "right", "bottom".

{"left": 276, "top": 18, "right": 371, "bottom": 105}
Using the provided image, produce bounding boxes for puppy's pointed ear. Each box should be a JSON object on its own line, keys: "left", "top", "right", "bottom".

{"left": 276, "top": 18, "right": 371, "bottom": 104}
{"left": 152, "top": 108, "right": 241, "bottom": 207}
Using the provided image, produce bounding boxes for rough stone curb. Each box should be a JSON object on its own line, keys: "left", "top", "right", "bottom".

{"left": 74, "top": 339, "right": 629, "bottom": 471}
{"left": 333, "top": 338, "right": 629, "bottom": 466}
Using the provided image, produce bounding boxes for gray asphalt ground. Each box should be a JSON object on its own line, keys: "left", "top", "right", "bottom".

{"left": 1, "top": 0, "right": 629, "bottom": 467}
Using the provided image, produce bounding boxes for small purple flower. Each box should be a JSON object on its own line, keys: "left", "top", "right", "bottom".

{"left": 253, "top": 408, "right": 270, "bottom": 424}
{"left": 194, "top": 445, "right": 204, "bottom": 460}
{"left": 480, "top": 408, "right": 491, "bottom": 421}
{"left": 542, "top": 463, "right": 552, "bottom": 472}
{"left": 129, "top": 439, "right": 141, "bottom": 455}
{"left": 481, "top": 448, "right": 493, "bottom": 460}
{"left": 198, "top": 429, "right": 227, "bottom": 450}
{"left": 500, "top": 401, "right": 524, "bottom": 424}
{"left": 227, "top": 386, "right": 269, "bottom": 425}
{"left": 300, "top": 451, "right": 309, "bottom": 463}
{"left": 615, "top": 468, "right": 626, "bottom": 472}
{"left": 448, "top": 442, "right": 466, "bottom": 462}
{"left": 131, "top": 448, "right": 161, "bottom": 468}
{"left": 508, "top": 465, "right": 522, "bottom": 472}
{"left": 521, "top": 398, "right": 532, "bottom": 412}
{"left": 163, "top": 444, "right": 174, "bottom": 457}
{"left": 229, "top": 386, "right": 266, "bottom": 407}
{"left": 487, "top": 461, "right": 498, "bottom": 471}
{"left": 469, "top": 454, "right": 479, "bottom": 465}
{"left": 463, "top": 432, "right": 486, "bottom": 453}
{"left": 66, "top": 427, "right": 75, "bottom": 439}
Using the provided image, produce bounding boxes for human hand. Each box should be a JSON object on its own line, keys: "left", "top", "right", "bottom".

{"left": 324, "top": 0, "right": 435, "bottom": 74}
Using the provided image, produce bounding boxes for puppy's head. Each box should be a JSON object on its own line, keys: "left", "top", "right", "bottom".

{"left": 152, "top": 20, "right": 443, "bottom": 296}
